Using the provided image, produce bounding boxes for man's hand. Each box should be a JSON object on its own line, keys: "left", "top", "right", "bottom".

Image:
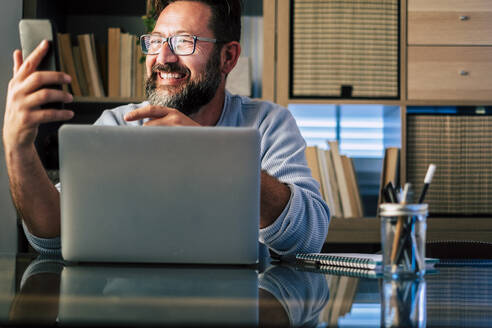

{"left": 124, "top": 105, "right": 201, "bottom": 126}
{"left": 3, "top": 40, "right": 74, "bottom": 151}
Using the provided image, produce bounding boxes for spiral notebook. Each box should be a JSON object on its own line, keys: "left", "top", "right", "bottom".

{"left": 296, "top": 263, "right": 382, "bottom": 279}
{"left": 296, "top": 253, "right": 439, "bottom": 272}
{"left": 297, "top": 253, "right": 384, "bottom": 270}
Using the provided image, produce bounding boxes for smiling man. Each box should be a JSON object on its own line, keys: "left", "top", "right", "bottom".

{"left": 3, "top": 0, "right": 330, "bottom": 257}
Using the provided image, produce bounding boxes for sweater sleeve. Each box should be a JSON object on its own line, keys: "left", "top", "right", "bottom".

{"left": 257, "top": 105, "right": 330, "bottom": 255}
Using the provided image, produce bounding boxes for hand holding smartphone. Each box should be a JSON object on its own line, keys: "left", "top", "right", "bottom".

{"left": 19, "top": 19, "right": 65, "bottom": 109}
{"left": 2, "top": 19, "right": 74, "bottom": 153}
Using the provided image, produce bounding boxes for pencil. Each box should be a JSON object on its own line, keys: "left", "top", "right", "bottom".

{"left": 390, "top": 183, "right": 411, "bottom": 266}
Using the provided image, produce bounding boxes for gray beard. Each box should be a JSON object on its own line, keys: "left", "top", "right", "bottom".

{"left": 145, "top": 52, "right": 222, "bottom": 117}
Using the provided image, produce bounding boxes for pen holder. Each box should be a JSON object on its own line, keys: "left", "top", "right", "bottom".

{"left": 379, "top": 204, "right": 428, "bottom": 278}
{"left": 381, "top": 277, "right": 427, "bottom": 328}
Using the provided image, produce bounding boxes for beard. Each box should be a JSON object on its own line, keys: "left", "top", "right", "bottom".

{"left": 145, "top": 47, "right": 222, "bottom": 117}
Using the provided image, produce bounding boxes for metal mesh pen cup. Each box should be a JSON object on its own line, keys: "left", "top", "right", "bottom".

{"left": 379, "top": 204, "right": 428, "bottom": 278}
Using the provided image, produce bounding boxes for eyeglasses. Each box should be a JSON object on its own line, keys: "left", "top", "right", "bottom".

{"left": 140, "top": 34, "right": 219, "bottom": 56}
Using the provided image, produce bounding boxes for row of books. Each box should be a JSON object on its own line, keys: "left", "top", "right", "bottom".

{"left": 56, "top": 28, "right": 146, "bottom": 99}
{"left": 305, "top": 141, "right": 363, "bottom": 219}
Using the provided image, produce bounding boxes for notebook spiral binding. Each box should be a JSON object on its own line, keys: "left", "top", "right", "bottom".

{"left": 296, "top": 254, "right": 378, "bottom": 270}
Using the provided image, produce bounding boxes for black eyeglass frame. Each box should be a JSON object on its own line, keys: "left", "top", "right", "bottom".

{"left": 140, "top": 34, "right": 223, "bottom": 56}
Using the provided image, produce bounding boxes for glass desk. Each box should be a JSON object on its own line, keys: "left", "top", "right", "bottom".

{"left": 0, "top": 253, "right": 491, "bottom": 327}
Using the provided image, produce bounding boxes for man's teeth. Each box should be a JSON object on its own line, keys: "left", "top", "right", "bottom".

{"left": 159, "top": 72, "right": 184, "bottom": 79}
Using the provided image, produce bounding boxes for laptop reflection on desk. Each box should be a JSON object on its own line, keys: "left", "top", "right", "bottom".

{"left": 57, "top": 265, "right": 259, "bottom": 326}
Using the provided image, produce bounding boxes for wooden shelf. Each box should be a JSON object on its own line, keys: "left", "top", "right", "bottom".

{"left": 326, "top": 217, "right": 492, "bottom": 244}
{"left": 285, "top": 99, "right": 402, "bottom": 106}
{"left": 325, "top": 217, "right": 380, "bottom": 243}
{"left": 284, "top": 98, "right": 492, "bottom": 107}
{"left": 403, "top": 100, "right": 492, "bottom": 107}
{"left": 73, "top": 96, "right": 146, "bottom": 103}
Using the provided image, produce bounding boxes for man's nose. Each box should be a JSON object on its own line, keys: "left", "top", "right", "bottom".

{"left": 156, "top": 41, "right": 178, "bottom": 64}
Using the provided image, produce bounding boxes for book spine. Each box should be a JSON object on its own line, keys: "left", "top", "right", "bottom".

{"left": 108, "top": 27, "right": 121, "bottom": 97}
{"left": 72, "top": 46, "right": 89, "bottom": 96}
{"left": 77, "top": 34, "right": 95, "bottom": 96}
{"left": 58, "top": 33, "right": 82, "bottom": 96}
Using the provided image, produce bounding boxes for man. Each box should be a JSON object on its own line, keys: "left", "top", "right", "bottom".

{"left": 3, "top": 0, "right": 329, "bottom": 256}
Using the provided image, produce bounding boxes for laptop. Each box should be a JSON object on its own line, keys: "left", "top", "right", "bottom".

{"left": 58, "top": 125, "right": 260, "bottom": 264}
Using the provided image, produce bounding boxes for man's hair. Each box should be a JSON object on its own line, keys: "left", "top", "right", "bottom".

{"left": 153, "top": 0, "right": 242, "bottom": 43}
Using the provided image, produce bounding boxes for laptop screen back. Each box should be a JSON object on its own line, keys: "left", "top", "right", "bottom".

{"left": 59, "top": 125, "right": 260, "bottom": 264}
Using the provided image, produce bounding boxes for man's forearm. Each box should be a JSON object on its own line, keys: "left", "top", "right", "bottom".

{"left": 4, "top": 144, "right": 61, "bottom": 238}
{"left": 260, "top": 171, "right": 291, "bottom": 229}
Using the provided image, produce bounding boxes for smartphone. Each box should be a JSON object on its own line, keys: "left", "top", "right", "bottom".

{"left": 19, "top": 19, "right": 65, "bottom": 170}
{"left": 19, "top": 19, "right": 63, "bottom": 109}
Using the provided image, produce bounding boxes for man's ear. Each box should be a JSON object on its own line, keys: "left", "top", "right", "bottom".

{"left": 220, "top": 41, "right": 241, "bottom": 75}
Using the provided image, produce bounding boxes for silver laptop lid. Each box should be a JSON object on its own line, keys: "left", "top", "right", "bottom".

{"left": 59, "top": 125, "right": 260, "bottom": 264}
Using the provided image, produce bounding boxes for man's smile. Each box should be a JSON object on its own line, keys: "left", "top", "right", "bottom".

{"left": 157, "top": 71, "right": 188, "bottom": 85}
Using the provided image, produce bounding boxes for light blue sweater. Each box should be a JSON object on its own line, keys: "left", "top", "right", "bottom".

{"left": 24, "top": 92, "right": 330, "bottom": 256}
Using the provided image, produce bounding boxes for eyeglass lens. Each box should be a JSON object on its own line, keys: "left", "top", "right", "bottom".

{"left": 142, "top": 35, "right": 195, "bottom": 55}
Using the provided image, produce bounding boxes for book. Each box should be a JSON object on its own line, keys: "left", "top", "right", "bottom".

{"left": 341, "top": 155, "right": 359, "bottom": 218}
{"left": 57, "top": 33, "right": 82, "bottom": 96}
{"left": 77, "top": 34, "right": 94, "bottom": 96}
{"left": 132, "top": 35, "right": 141, "bottom": 98}
{"left": 77, "top": 34, "right": 105, "bottom": 97}
{"left": 88, "top": 34, "right": 106, "bottom": 97}
{"left": 327, "top": 141, "right": 353, "bottom": 218}
{"left": 342, "top": 156, "right": 364, "bottom": 218}
{"left": 324, "top": 149, "right": 343, "bottom": 218}
{"left": 317, "top": 147, "right": 335, "bottom": 213}
{"left": 304, "top": 146, "right": 323, "bottom": 198}
{"left": 296, "top": 253, "right": 439, "bottom": 271}
{"left": 378, "top": 147, "right": 400, "bottom": 205}
{"left": 120, "top": 32, "right": 134, "bottom": 98}
{"left": 136, "top": 48, "right": 146, "bottom": 98}
{"left": 72, "top": 46, "right": 89, "bottom": 96}
{"left": 107, "top": 27, "right": 121, "bottom": 97}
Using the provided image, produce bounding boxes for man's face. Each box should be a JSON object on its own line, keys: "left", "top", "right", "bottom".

{"left": 145, "top": 1, "right": 222, "bottom": 116}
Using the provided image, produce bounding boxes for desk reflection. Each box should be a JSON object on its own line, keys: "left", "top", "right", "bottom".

{"left": 8, "top": 257, "right": 330, "bottom": 327}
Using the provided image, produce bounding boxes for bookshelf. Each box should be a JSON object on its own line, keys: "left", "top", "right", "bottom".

{"left": 23, "top": 0, "right": 264, "bottom": 170}
{"left": 264, "top": 0, "right": 492, "bottom": 246}
{"left": 24, "top": 0, "right": 148, "bottom": 105}
{"left": 24, "top": 0, "right": 264, "bottom": 109}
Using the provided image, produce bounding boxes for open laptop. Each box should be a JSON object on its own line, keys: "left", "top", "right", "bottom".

{"left": 58, "top": 125, "right": 260, "bottom": 264}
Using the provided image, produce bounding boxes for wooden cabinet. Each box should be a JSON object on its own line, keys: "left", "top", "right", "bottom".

{"left": 407, "top": 0, "right": 492, "bottom": 101}
{"left": 407, "top": 0, "right": 492, "bottom": 45}
{"left": 265, "top": 0, "right": 492, "bottom": 246}
{"left": 407, "top": 46, "right": 492, "bottom": 101}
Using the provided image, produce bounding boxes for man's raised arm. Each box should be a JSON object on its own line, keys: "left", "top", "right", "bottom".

{"left": 3, "top": 40, "right": 74, "bottom": 239}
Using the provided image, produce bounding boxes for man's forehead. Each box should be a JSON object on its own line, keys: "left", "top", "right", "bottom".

{"left": 154, "top": 1, "right": 212, "bottom": 36}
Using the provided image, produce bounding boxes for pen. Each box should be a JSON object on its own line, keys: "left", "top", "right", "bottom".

{"left": 418, "top": 164, "right": 436, "bottom": 204}
{"left": 385, "top": 182, "right": 398, "bottom": 204}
